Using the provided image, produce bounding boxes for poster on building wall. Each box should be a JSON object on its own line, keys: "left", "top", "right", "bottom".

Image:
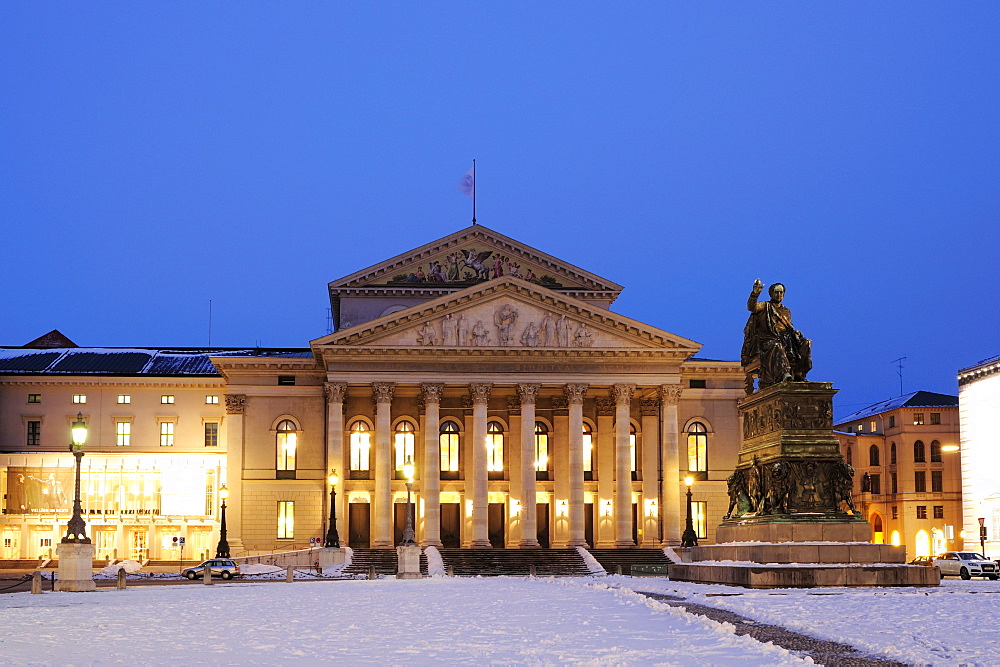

{"left": 4, "top": 467, "right": 73, "bottom": 514}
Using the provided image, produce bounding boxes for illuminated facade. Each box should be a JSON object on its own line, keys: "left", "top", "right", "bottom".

{"left": 957, "top": 356, "right": 1000, "bottom": 557}
{"left": 833, "top": 391, "right": 963, "bottom": 560}
{"left": 2, "top": 226, "right": 747, "bottom": 558}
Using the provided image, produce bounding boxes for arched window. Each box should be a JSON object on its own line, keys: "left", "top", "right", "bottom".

{"left": 872, "top": 514, "right": 884, "bottom": 544}
{"left": 869, "top": 444, "right": 880, "bottom": 467}
{"left": 440, "top": 420, "right": 460, "bottom": 477}
{"left": 890, "top": 442, "right": 897, "bottom": 465}
{"left": 913, "top": 440, "right": 926, "bottom": 463}
{"left": 890, "top": 530, "right": 901, "bottom": 547}
{"left": 276, "top": 419, "right": 297, "bottom": 479}
{"left": 846, "top": 445, "right": 853, "bottom": 465}
{"left": 535, "top": 422, "right": 550, "bottom": 479}
{"left": 930, "top": 440, "right": 942, "bottom": 463}
{"left": 582, "top": 423, "right": 594, "bottom": 480}
{"left": 349, "top": 421, "right": 371, "bottom": 478}
{"left": 487, "top": 421, "right": 504, "bottom": 475}
{"left": 394, "top": 421, "right": 416, "bottom": 478}
{"left": 630, "top": 423, "right": 638, "bottom": 480}
{"left": 915, "top": 529, "right": 930, "bottom": 558}
{"left": 687, "top": 422, "right": 708, "bottom": 474}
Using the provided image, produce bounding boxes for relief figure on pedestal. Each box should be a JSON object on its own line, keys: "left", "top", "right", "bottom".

{"left": 457, "top": 314, "right": 469, "bottom": 346}
{"left": 441, "top": 313, "right": 458, "bottom": 346}
{"left": 742, "top": 279, "right": 813, "bottom": 390}
{"left": 471, "top": 320, "right": 490, "bottom": 346}
{"left": 724, "top": 468, "right": 752, "bottom": 519}
{"left": 520, "top": 321, "right": 539, "bottom": 347}
{"left": 494, "top": 304, "right": 518, "bottom": 346}
{"left": 766, "top": 462, "right": 792, "bottom": 514}
{"left": 555, "top": 315, "right": 569, "bottom": 347}
{"left": 832, "top": 461, "right": 858, "bottom": 514}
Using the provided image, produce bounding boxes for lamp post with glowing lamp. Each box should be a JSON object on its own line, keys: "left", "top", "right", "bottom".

{"left": 681, "top": 476, "right": 699, "bottom": 548}
{"left": 215, "top": 484, "right": 230, "bottom": 558}
{"left": 64, "top": 413, "right": 90, "bottom": 544}
{"left": 401, "top": 456, "right": 416, "bottom": 545}
{"left": 55, "top": 413, "right": 96, "bottom": 591}
{"left": 325, "top": 469, "right": 341, "bottom": 548}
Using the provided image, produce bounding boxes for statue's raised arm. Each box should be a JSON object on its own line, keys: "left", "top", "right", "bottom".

{"left": 740, "top": 280, "right": 813, "bottom": 393}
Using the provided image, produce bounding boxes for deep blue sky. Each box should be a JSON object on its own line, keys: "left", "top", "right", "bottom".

{"left": 2, "top": 5, "right": 997, "bottom": 418}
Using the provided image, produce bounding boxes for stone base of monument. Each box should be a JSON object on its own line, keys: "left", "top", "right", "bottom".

{"left": 55, "top": 541, "right": 97, "bottom": 592}
{"left": 668, "top": 558, "right": 939, "bottom": 588}
{"left": 396, "top": 544, "right": 423, "bottom": 580}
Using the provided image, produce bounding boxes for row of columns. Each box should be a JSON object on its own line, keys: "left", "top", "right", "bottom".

{"left": 321, "top": 381, "right": 684, "bottom": 548}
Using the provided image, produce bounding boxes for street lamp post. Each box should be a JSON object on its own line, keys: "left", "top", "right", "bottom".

{"left": 979, "top": 517, "right": 987, "bottom": 558}
{"left": 681, "top": 476, "right": 699, "bottom": 548}
{"left": 215, "top": 484, "right": 230, "bottom": 558}
{"left": 401, "top": 456, "right": 416, "bottom": 545}
{"left": 63, "top": 413, "right": 90, "bottom": 544}
{"left": 325, "top": 469, "right": 340, "bottom": 548}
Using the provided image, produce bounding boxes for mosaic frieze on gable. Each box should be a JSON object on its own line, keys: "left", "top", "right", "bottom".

{"left": 379, "top": 243, "right": 577, "bottom": 289}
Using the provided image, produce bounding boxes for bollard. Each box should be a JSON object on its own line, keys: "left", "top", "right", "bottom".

{"left": 204, "top": 564, "right": 213, "bottom": 585}
{"left": 615, "top": 564, "right": 622, "bottom": 576}
{"left": 447, "top": 565, "right": 455, "bottom": 577}
{"left": 286, "top": 566, "right": 294, "bottom": 583}
{"left": 31, "top": 571, "right": 42, "bottom": 595}
{"left": 529, "top": 564, "right": 536, "bottom": 578}
{"left": 368, "top": 564, "right": 377, "bottom": 580}
{"left": 116, "top": 568, "right": 127, "bottom": 590}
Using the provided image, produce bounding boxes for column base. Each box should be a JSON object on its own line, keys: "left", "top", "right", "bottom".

{"left": 55, "top": 542, "right": 96, "bottom": 592}
{"left": 420, "top": 539, "right": 443, "bottom": 549}
{"left": 566, "top": 538, "right": 588, "bottom": 548}
{"left": 518, "top": 540, "right": 541, "bottom": 549}
{"left": 614, "top": 540, "right": 637, "bottom": 548}
{"left": 372, "top": 540, "right": 394, "bottom": 548}
{"left": 470, "top": 539, "right": 493, "bottom": 548}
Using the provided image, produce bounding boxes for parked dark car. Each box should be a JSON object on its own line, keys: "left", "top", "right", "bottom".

{"left": 908, "top": 556, "right": 934, "bottom": 567}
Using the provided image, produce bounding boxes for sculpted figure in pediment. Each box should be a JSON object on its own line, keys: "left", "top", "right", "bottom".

{"left": 441, "top": 313, "right": 458, "bottom": 346}
{"left": 555, "top": 315, "right": 569, "bottom": 347}
{"left": 472, "top": 320, "right": 490, "bottom": 346}
{"left": 417, "top": 322, "right": 438, "bottom": 346}
{"left": 538, "top": 312, "right": 555, "bottom": 346}
{"left": 457, "top": 314, "right": 470, "bottom": 346}
{"left": 494, "top": 304, "right": 518, "bottom": 346}
{"left": 573, "top": 322, "right": 593, "bottom": 347}
{"left": 520, "top": 321, "right": 539, "bottom": 347}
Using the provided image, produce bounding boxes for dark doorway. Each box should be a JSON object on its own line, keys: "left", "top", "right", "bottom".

{"left": 584, "top": 503, "right": 594, "bottom": 548}
{"left": 441, "top": 503, "right": 461, "bottom": 548}
{"left": 631, "top": 503, "right": 638, "bottom": 545}
{"left": 348, "top": 503, "right": 370, "bottom": 549}
{"left": 394, "top": 501, "right": 415, "bottom": 545}
{"left": 489, "top": 503, "right": 505, "bottom": 548}
{"left": 537, "top": 503, "right": 550, "bottom": 548}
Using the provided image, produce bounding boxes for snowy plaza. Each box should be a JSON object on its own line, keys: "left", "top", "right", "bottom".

{"left": 3, "top": 575, "right": 1000, "bottom": 665}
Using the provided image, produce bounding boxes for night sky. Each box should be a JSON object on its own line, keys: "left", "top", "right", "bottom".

{"left": 2, "top": 5, "right": 997, "bottom": 418}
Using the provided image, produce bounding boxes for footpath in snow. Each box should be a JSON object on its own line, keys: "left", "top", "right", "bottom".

{"left": 0, "top": 577, "right": 804, "bottom": 665}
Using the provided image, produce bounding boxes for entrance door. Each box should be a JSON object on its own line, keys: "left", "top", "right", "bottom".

{"left": 32, "top": 528, "right": 53, "bottom": 559}
{"left": 537, "top": 503, "right": 550, "bottom": 548}
{"left": 189, "top": 529, "right": 212, "bottom": 561}
{"left": 441, "top": 503, "right": 461, "bottom": 548}
{"left": 95, "top": 530, "right": 116, "bottom": 561}
{"left": 631, "top": 503, "right": 638, "bottom": 545}
{"left": 488, "top": 503, "right": 505, "bottom": 548}
{"left": 130, "top": 530, "right": 149, "bottom": 561}
{"left": 394, "top": 501, "right": 415, "bottom": 545}
{"left": 349, "top": 503, "right": 371, "bottom": 548}
{"left": 1, "top": 528, "right": 20, "bottom": 559}
{"left": 584, "top": 504, "right": 594, "bottom": 548}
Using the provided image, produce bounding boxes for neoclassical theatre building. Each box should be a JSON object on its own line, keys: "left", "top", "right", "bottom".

{"left": 1, "top": 226, "right": 745, "bottom": 560}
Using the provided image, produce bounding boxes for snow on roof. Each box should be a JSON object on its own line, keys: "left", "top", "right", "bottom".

{"left": 0, "top": 347, "right": 313, "bottom": 376}
{"left": 836, "top": 390, "right": 958, "bottom": 425}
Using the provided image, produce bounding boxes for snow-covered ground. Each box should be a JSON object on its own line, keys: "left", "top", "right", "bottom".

{"left": 618, "top": 576, "right": 1000, "bottom": 665}
{"left": 0, "top": 577, "right": 803, "bottom": 665}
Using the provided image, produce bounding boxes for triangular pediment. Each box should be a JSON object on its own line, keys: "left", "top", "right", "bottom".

{"left": 312, "top": 277, "right": 699, "bottom": 353}
{"left": 328, "top": 225, "right": 623, "bottom": 296}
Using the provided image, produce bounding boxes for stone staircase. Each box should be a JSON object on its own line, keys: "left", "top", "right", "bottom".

{"left": 587, "top": 548, "right": 674, "bottom": 575}
{"left": 437, "top": 548, "right": 591, "bottom": 577}
{"left": 344, "top": 549, "right": 429, "bottom": 577}
{"left": 0, "top": 559, "right": 50, "bottom": 570}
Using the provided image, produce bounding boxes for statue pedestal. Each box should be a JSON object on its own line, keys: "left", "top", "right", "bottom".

{"left": 55, "top": 541, "right": 96, "bottom": 592}
{"left": 396, "top": 545, "right": 422, "bottom": 580}
{"left": 668, "top": 381, "right": 938, "bottom": 588}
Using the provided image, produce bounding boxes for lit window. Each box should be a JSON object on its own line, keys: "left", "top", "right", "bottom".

{"left": 914, "top": 440, "right": 926, "bottom": 463}
{"left": 582, "top": 423, "right": 594, "bottom": 477}
{"left": 930, "top": 413, "right": 941, "bottom": 425}
{"left": 930, "top": 440, "right": 942, "bottom": 462}
{"left": 394, "top": 421, "right": 416, "bottom": 475}
{"left": 692, "top": 501, "right": 708, "bottom": 539}
{"left": 350, "top": 421, "right": 371, "bottom": 474}
{"left": 486, "top": 421, "right": 504, "bottom": 473}
{"left": 26, "top": 421, "right": 41, "bottom": 446}
{"left": 534, "top": 422, "right": 549, "bottom": 472}
{"left": 117, "top": 395, "right": 131, "bottom": 404}
{"left": 27, "top": 394, "right": 41, "bottom": 404}
{"left": 73, "top": 394, "right": 87, "bottom": 404}
{"left": 277, "top": 501, "right": 294, "bottom": 538}
{"left": 870, "top": 420, "right": 877, "bottom": 432}
{"left": 161, "top": 395, "right": 175, "bottom": 405}
{"left": 116, "top": 422, "right": 131, "bottom": 447}
{"left": 916, "top": 505, "right": 927, "bottom": 519}
{"left": 440, "top": 420, "right": 460, "bottom": 473}
{"left": 687, "top": 422, "right": 708, "bottom": 473}
{"left": 160, "top": 422, "right": 174, "bottom": 447}
{"left": 869, "top": 445, "right": 880, "bottom": 467}
{"left": 857, "top": 423, "right": 863, "bottom": 433}
{"left": 913, "top": 413, "right": 924, "bottom": 426}
{"left": 205, "top": 395, "right": 219, "bottom": 405}
{"left": 205, "top": 422, "right": 219, "bottom": 447}
{"left": 933, "top": 505, "right": 944, "bottom": 519}
{"left": 892, "top": 506, "right": 899, "bottom": 519}
{"left": 630, "top": 423, "right": 637, "bottom": 475}
{"left": 276, "top": 420, "right": 297, "bottom": 474}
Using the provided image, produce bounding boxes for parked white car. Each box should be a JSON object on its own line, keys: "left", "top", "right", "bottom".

{"left": 933, "top": 552, "right": 999, "bottom": 580}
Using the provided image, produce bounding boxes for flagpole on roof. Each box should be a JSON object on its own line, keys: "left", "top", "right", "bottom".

{"left": 472, "top": 159, "right": 477, "bottom": 225}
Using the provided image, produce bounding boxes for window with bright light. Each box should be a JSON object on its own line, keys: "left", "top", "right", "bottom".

{"left": 534, "top": 422, "right": 549, "bottom": 472}
{"left": 27, "top": 394, "right": 41, "bottom": 404}
{"left": 913, "top": 413, "right": 924, "bottom": 426}
{"left": 206, "top": 395, "right": 219, "bottom": 405}
{"left": 117, "top": 395, "right": 130, "bottom": 404}
{"left": 116, "top": 421, "right": 131, "bottom": 447}
{"left": 440, "top": 420, "right": 460, "bottom": 474}
{"left": 394, "top": 421, "right": 415, "bottom": 476}
{"left": 630, "top": 423, "right": 637, "bottom": 478}
{"left": 687, "top": 422, "right": 708, "bottom": 473}
{"left": 161, "top": 395, "right": 175, "bottom": 405}
{"left": 276, "top": 420, "right": 297, "bottom": 474}
{"left": 486, "top": 421, "right": 504, "bottom": 473}
{"left": 204, "top": 422, "right": 219, "bottom": 447}
{"left": 277, "top": 501, "right": 294, "bottom": 538}
{"left": 160, "top": 421, "right": 174, "bottom": 447}
{"left": 72, "top": 394, "right": 87, "bottom": 404}
{"left": 350, "top": 421, "right": 371, "bottom": 475}
{"left": 692, "top": 501, "right": 708, "bottom": 539}
{"left": 583, "top": 423, "right": 594, "bottom": 480}
{"left": 870, "top": 420, "right": 877, "bottom": 432}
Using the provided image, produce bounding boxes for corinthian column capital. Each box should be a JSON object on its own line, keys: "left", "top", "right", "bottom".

{"left": 421, "top": 383, "right": 445, "bottom": 404}
{"left": 564, "top": 383, "right": 589, "bottom": 405}
{"left": 324, "top": 382, "right": 347, "bottom": 403}
{"left": 371, "top": 382, "right": 395, "bottom": 404}
{"left": 516, "top": 383, "right": 541, "bottom": 406}
{"left": 660, "top": 384, "right": 683, "bottom": 405}
{"left": 610, "top": 383, "right": 635, "bottom": 405}
{"left": 468, "top": 383, "right": 492, "bottom": 405}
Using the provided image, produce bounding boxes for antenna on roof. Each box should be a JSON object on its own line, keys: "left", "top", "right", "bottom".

{"left": 891, "top": 356, "right": 907, "bottom": 397}
{"left": 208, "top": 299, "right": 213, "bottom": 347}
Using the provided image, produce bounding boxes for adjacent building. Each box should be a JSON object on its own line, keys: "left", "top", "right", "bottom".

{"left": 2, "top": 226, "right": 748, "bottom": 559}
{"left": 833, "top": 391, "right": 962, "bottom": 560}
{"left": 957, "top": 355, "right": 1000, "bottom": 557}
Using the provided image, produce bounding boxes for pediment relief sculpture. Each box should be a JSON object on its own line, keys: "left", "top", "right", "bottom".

{"left": 412, "top": 304, "right": 603, "bottom": 349}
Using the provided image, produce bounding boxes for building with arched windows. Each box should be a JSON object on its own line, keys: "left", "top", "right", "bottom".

{"left": 833, "top": 391, "right": 963, "bottom": 561}
{"left": 0, "top": 226, "right": 746, "bottom": 559}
